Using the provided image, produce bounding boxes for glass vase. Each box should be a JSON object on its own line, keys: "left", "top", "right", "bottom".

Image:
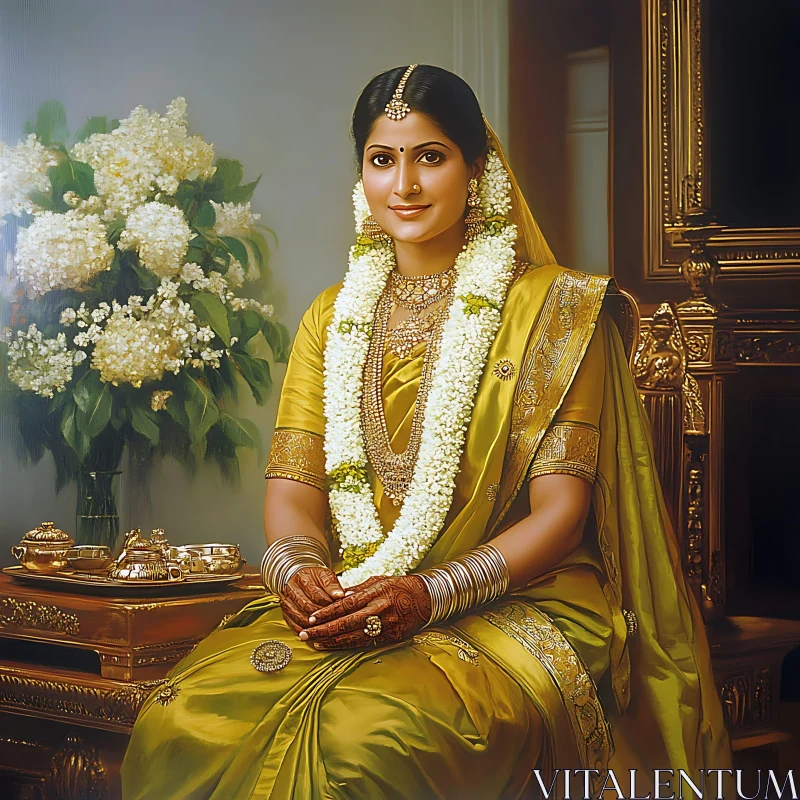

{"left": 75, "top": 469, "right": 122, "bottom": 550}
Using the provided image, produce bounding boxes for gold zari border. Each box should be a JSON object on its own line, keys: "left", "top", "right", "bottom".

{"left": 264, "top": 428, "right": 326, "bottom": 491}
{"left": 489, "top": 271, "right": 609, "bottom": 534}
{"left": 526, "top": 422, "right": 600, "bottom": 483}
{"left": 482, "top": 598, "right": 612, "bottom": 789}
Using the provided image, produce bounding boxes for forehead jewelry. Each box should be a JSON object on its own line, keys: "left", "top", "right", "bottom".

{"left": 385, "top": 64, "right": 418, "bottom": 120}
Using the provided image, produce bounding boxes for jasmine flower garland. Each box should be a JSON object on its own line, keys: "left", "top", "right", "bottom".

{"left": 323, "top": 150, "right": 518, "bottom": 586}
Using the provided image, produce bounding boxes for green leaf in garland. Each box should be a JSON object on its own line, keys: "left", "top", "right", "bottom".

{"left": 193, "top": 200, "right": 216, "bottom": 228}
{"left": 26, "top": 100, "right": 69, "bottom": 147}
{"left": 175, "top": 180, "right": 199, "bottom": 214}
{"left": 73, "top": 116, "right": 108, "bottom": 143}
{"left": 131, "top": 406, "right": 160, "bottom": 446}
{"left": 231, "top": 351, "right": 271, "bottom": 405}
{"left": 27, "top": 189, "right": 58, "bottom": 212}
{"left": 190, "top": 292, "right": 231, "bottom": 346}
{"left": 262, "top": 319, "right": 292, "bottom": 363}
{"left": 180, "top": 372, "right": 219, "bottom": 444}
{"left": 223, "top": 175, "right": 261, "bottom": 204}
{"left": 214, "top": 158, "right": 244, "bottom": 189}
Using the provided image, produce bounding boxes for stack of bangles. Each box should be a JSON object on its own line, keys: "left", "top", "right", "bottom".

{"left": 260, "top": 535, "right": 332, "bottom": 595}
{"left": 416, "top": 543, "right": 510, "bottom": 627}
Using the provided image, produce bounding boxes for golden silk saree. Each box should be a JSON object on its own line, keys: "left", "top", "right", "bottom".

{"left": 121, "top": 261, "right": 732, "bottom": 799}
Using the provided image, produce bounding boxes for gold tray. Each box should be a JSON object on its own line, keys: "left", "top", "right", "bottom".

{"left": 3, "top": 565, "right": 245, "bottom": 596}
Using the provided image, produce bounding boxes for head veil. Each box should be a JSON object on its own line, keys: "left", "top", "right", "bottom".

{"left": 483, "top": 117, "right": 556, "bottom": 268}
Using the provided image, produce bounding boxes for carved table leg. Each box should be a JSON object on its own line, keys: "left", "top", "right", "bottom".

{"left": 44, "top": 736, "right": 108, "bottom": 800}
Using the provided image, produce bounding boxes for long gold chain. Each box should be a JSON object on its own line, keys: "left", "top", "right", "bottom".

{"left": 360, "top": 283, "right": 453, "bottom": 506}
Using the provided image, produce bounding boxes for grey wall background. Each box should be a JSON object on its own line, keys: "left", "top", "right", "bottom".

{"left": 0, "top": 0, "right": 510, "bottom": 565}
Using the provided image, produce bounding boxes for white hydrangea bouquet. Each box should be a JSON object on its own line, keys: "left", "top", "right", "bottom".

{"left": 0, "top": 98, "right": 289, "bottom": 498}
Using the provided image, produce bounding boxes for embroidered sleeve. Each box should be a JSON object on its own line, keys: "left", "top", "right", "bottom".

{"left": 526, "top": 421, "right": 600, "bottom": 483}
{"left": 264, "top": 427, "right": 326, "bottom": 491}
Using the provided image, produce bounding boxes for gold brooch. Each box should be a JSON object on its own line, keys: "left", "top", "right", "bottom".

{"left": 492, "top": 359, "right": 516, "bottom": 381}
{"left": 384, "top": 64, "right": 418, "bottom": 120}
{"left": 251, "top": 640, "right": 292, "bottom": 673}
{"left": 486, "top": 482, "right": 499, "bottom": 502}
{"left": 154, "top": 681, "right": 179, "bottom": 706}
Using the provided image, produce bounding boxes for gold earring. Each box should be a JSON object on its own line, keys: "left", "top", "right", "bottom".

{"left": 360, "top": 214, "right": 391, "bottom": 243}
{"left": 465, "top": 177, "right": 484, "bottom": 240}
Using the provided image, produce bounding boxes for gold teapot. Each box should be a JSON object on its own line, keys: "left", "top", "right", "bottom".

{"left": 11, "top": 521, "right": 75, "bottom": 573}
{"left": 109, "top": 529, "right": 183, "bottom": 582}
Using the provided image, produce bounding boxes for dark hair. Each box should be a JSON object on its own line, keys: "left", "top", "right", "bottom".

{"left": 351, "top": 65, "right": 487, "bottom": 173}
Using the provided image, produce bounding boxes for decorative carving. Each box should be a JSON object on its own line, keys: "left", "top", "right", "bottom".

{"left": 754, "top": 669, "right": 772, "bottom": 724}
{"left": 735, "top": 333, "right": 800, "bottom": 364}
{"left": 132, "top": 638, "right": 199, "bottom": 667}
{"left": 684, "top": 331, "right": 710, "bottom": 361}
{"left": 0, "top": 597, "right": 80, "bottom": 636}
{"left": 0, "top": 673, "right": 159, "bottom": 727}
{"left": 702, "top": 549, "right": 723, "bottom": 611}
{"left": 714, "top": 330, "right": 732, "bottom": 361}
{"left": 44, "top": 736, "right": 108, "bottom": 800}
{"left": 682, "top": 374, "right": 706, "bottom": 435}
{"left": 686, "top": 457, "right": 704, "bottom": 585}
{"left": 633, "top": 303, "right": 685, "bottom": 390}
{"left": 720, "top": 674, "right": 750, "bottom": 729}
{"left": 678, "top": 222, "right": 725, "bottom": 314}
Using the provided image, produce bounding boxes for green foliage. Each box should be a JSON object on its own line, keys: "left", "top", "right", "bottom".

{"left": 24, "top": 101, "right": 69, "bottom": 146}
{"left": 1, "top": 99, "right": 284, "bottom": 489}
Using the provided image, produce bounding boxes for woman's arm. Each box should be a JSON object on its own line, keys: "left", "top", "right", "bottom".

{"left": 489, "top": 472, "right": 592, "bottom": 588}
{"left": 263, "top": 477, "right": 328, "bottom": 549}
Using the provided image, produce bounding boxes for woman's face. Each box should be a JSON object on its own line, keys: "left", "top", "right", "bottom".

{"left": 361, "top": 113, "right": 484, "bottom": 244}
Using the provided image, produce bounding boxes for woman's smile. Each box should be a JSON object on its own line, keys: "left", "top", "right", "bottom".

{"left": 389, "top": 204, "right": 430, "bottom": 218}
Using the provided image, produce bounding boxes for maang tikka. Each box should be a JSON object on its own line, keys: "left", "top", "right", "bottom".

{"left": 360, "top": 65, "right": 420, "bottom": 241}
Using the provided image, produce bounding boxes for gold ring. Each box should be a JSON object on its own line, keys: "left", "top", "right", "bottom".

{"left": 364, "top": 615, "right": 382, "bottom": 638}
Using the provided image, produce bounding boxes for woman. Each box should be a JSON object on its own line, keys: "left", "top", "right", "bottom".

{"left": 122, "top": 65, "right": 732, "bottom": 799}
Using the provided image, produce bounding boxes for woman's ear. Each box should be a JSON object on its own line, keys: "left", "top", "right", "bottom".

{"left": 470, "top": 153, "right": 487, "bottom": 183}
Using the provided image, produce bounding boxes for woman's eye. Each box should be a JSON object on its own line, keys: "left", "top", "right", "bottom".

{"left": 371, "top": 153, "right": 393, "bottom": 167}
{"left": 420, "top": 151, "right": 443, "bottom": 164}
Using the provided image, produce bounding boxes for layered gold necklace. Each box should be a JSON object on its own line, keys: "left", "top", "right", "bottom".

{"left": 360, "top": 266, "right": 456, "bottom": 505}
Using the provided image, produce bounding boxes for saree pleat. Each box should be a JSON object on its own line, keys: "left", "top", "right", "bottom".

{"left": 121, "top": 264, "right": 731, "bottom": 799}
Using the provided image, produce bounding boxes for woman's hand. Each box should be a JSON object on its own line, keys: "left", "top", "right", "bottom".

{"left": 297, "top": 575, "right": 432, "bottom": 649}
{"left": 279, "top": 566, "right": 349, "bottom": 634}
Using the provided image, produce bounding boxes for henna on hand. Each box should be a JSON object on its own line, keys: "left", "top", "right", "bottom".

{"left": 302, "top": 575, "right": 432, "bottom": 649}
{"left": 278, "top": 566, "right": 345, "bottom": 633}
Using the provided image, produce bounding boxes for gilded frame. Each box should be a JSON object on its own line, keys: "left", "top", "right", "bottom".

{"left": 643, "top": 0, "right": 800, "bottom": 279}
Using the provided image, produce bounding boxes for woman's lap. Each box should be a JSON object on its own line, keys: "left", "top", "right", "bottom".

{"left": 121, "top": 563, "right": 615, "bottom": 799}
{"left": 121, "top": 604, "right": 544, "bottom": 799}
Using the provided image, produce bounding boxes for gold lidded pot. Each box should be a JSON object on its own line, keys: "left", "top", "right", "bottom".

{"left": 11, "top": 521, "right": 75, "bottom": 573}
{"left": 109, "top": 528, "right": 183, "bottom": 582}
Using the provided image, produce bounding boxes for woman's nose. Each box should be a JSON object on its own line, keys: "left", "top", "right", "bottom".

{"left": 393, "top": 161, "right": 419, "bottom": 199}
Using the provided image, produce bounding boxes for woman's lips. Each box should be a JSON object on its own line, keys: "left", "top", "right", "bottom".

{"left": 390, "top": 205, "right": 430, "bottom": 219}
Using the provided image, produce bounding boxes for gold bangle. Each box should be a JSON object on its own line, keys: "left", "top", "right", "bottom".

{"left": 417, "top": 543, "right": 509, "bottom": 627}
{"left": 260, "top": 535, "right": 331, "bottom": 594}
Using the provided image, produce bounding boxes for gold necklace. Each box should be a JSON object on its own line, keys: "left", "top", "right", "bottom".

{"left": 360, "top": 285, "right": 452, "bottom": 506}
{"left": 387, "top": 266, "right": 456, "bottom": 358}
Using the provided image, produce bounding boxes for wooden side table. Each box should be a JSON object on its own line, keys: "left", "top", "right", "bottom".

{"left": 0, "top": 572, "right": 264, "bottom": 799}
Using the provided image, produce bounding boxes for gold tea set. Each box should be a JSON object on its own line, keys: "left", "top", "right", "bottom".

{"left": 10, "top": 521, "right": 245, "bottom": 586}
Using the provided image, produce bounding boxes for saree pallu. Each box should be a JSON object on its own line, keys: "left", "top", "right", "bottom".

{"left": 121, "top": 264, "right": 732, "bottom": 799}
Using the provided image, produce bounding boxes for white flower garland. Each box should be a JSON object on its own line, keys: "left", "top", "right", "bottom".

{"left": 323, "top": 150, "right": 516, "bottom": 586}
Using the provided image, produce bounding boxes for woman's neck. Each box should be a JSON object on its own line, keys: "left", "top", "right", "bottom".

{"left": 393, "top": 219, "right": 466, "bottom": 277}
